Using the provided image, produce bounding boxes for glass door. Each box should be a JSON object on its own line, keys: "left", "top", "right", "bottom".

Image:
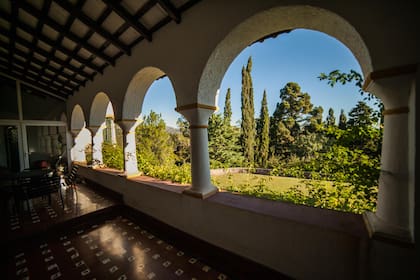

{"left": 24, "top": 125, "right": 67, "bottom": 170}
{"left": 0, "top": 125, "right": 21, "bottom": 172}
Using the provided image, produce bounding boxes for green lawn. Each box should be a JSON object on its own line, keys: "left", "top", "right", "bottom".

{"left": 211, "top": 172, "right": 376, "bottom": 214}
{"left": 211, "top": 172, "right": 331, "bottom": 197}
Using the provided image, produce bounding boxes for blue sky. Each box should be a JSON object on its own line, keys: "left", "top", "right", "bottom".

{"left": 142, "top": 29, "right": 375, "bottom": 128}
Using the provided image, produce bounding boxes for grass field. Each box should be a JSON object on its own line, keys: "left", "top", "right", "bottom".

{"left": 211, "top": 172, "right": 376, "bottom": 214}
{"left": 211, "top": 173, "right": 331, "bottom": 196}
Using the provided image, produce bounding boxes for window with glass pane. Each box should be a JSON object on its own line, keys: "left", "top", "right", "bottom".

{"left": 26, "top": 126, "right": 67, "bottom": 169}
{"left": 0, "top": 125, "right": 20, "bottom": 172}
{"left": 21, "top": 85, "right": 65, "bottom": 120}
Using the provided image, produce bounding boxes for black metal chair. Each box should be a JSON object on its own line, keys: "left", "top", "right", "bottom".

{"left": 15, "top": 171, "right": 63, "bottom": 211}
{"left": 63, "top": 164, "right": 79, "bottom": 189}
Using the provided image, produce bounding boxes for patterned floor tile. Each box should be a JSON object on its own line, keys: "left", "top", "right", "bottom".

{"left": 7, "top": 216, "right": 230, "bottom": 279}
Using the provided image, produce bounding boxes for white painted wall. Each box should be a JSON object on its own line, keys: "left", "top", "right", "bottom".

{"left": 79, "top": 166, "right": 367, "bottom": 279}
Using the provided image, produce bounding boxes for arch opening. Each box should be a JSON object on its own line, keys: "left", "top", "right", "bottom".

{"left": 207, "top": 26, "right": 381, "bottom": 214}
{"left": 198, "top": 5, "right": 372, "bottom": 107}
{"left": 134, "top": 73, "right": 191, "bottom": 184}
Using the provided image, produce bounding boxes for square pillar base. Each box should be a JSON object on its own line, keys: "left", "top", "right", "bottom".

{"left": 363, "top": 212, "right": 413, "bottom": 244}
{"left": 183, "top": 185, "right": 218, "bottom": 199}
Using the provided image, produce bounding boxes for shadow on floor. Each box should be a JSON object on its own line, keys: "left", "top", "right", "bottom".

{"left": 3, "top": 181, "right": 291, "bottom": 280}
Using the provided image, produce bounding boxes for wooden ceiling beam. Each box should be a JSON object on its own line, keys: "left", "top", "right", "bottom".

{"left": 0, "top": 60, "right": 72, "bottom": 97}
{"left": 21, "top": 0, "right": 52, "bottom": 77}
{"left": 0, "top": 69, "right": 68, "bottom": 100}
{"left": 114, "top": 0, "right": 158, "bottom": 49}
{"left": 2, "top": 51, "right": 77, "bottom": 90}
{"left": 0, "top": 40, "right": 86, "bottom": 87}
{"left": 0, "top": 0, "right": 201, "bottom": 99}
{"left": 102, "top": 0, "right": 152, "bottom": 41}
{"left": 54, "top": 0, "right": 131, "bottom": 55}
{"left": 46, "top": 0, "right": 88, "bottom": 91}
{"left": 0, "top": 26, "right": 94, "bottom": 81}
{"left": 155, "top": 0, "right": 181, "bottom": 23}
{"left": 128, "top": 0, "right": 197, "bottom": 48}
{"left": 0, "top": 10, "right": 100, "bottom": 74}
{"left": 6, "top": 61, "right": 72, "bottom": 95}
{"left": 54, "top": 5, "right": 115, "bottom": 95}
{"left": 8, "top": 1, "right": 17, "bottom": 66}
{"left": 18, "top": 1, "right": 115, "bottom": 66}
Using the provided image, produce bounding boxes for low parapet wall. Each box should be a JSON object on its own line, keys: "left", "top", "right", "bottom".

{"left": 210, "top": 167, "right": 271, "bottom": 176}
{"left": 78, "top": 165, "right": 371, "bottom": 279}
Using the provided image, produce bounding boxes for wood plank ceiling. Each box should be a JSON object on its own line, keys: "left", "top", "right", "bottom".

{"left": 0, "top": 0, "right": 200, "bottom": 100}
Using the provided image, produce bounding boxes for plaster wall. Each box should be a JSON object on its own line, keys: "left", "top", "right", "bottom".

{"left": 79, "top": 166, "right": 366, "bottom": 280}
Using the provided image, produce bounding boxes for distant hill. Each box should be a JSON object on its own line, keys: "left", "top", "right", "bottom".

{"left": 166, "top": 126, "right": 180, "bottom": 134}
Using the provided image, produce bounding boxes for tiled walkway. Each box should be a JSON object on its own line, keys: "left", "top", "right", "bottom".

{"left": 8, "top": 215, "right": 228, "bottom": 280}
{"left": 5, "top": 184, "right": 119, "bottom": 241}
{"left": 4, "top": 183, "right": 231, "bottom": 280}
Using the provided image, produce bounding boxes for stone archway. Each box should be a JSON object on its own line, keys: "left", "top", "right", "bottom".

{"left": 70, "top": 104, "right": 89, "bottom": 163}
{"left": 197, "top": 5, "right": 372, "bottom": 106}
{"left": 119, "top": 67, "right": 171, "bottom": 177}
{"left": 197, "top": 4, "right": 415, "bottom": 241}
{"left": 88, "top": 92, "right": 115, "bottom": 167}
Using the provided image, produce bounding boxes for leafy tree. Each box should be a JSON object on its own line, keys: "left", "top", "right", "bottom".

{"left": 348, "top": 101, "right": 378, "bottom": 127}
{"left": 174, "top": 116, "right": 191, "bottom": 164}
{"left": 270, "top": 82, "right": 313, "bottom": 158}
{"left": 305, "top": 105, "right": 324, "bottom": 133}
{"left": 170, "top": 132, "right": 190, "bottom": 165}
{"left": 326, "top": 107, "right": 336, "bottom": 127}
{"left": 136, "top": 111, "right": 174, "bottom": 167}
{"left": 336, "top": 102, "right": 382, "bottom": 157}
{"left": 269, "top": 119, "right": 293, "bottom": 160}
{"left": 318, "top": 69, "right": 383, "bottom": 122}
{"left": 208, "top": 113, "right": 243, "bottom": 168}
{"left": 240, "top": 57, "right": 255, "bottom": 166}
{"left": 318, "top": 69, "right": 364, "bottom": 89}
{"left": 276, "top": 82, "right": 313, "bottom": 137}
{"left": 223, "top": 88, "right": 232, "bottom": 125}
{"left": 102, "top": 142, "right": 124, "bottom": 170}
{"left": 177, "top": 117, "right": 190, "bottom": 138}
{"left": 256, "top": 90, "right": 270, "bottom": 167}
{"left": 293, "top": 132, "right": 327, "bottom": 160}
{"left": 338, "top": 109, "right": 347, "bottom": 130}
{"left": 134, "top": 111, "right": 191, "bottom": 184}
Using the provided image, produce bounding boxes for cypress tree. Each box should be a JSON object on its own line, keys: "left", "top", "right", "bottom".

{"left": 338, "top": 109, "right": 347, "bottom": 130}
{"left": 240, "top": 57, "right": 255, "bottom": 166}
{"left": 223, "top": 88, "right": 232, "bottom": 125}
{"left": 256, "top": 90, "right": 270, "bottom": 167}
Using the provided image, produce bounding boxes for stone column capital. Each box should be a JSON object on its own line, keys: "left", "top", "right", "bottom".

{"left": 176, "top": 105, "right": 216, "bottom": 127}
{"left": 116, "top": 119, "right": 141, "bottom": 134}
{"left": 363, "top": 64, "right": 416, "bottom": 109}
{"left": 86, "top": 125, "right": 103, "bottom": 135}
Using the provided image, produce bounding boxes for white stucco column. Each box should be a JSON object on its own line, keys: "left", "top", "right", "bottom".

{"left": 70, "top": 129, "right": 86, "bottom": 163}
{"left": 176, "top": 105, "right": 218, "bottom": 199}
{"left": 117, "top": 119, "right": 141, "bottom": 178}
{"left": 88, "top": 125, "right": 105, "bottom": 168}
{"left": 111, "top": 119, "right": 117, "bottom": 144}
{"left": 363, "top": 68, "right": 415, "bottom": 242}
